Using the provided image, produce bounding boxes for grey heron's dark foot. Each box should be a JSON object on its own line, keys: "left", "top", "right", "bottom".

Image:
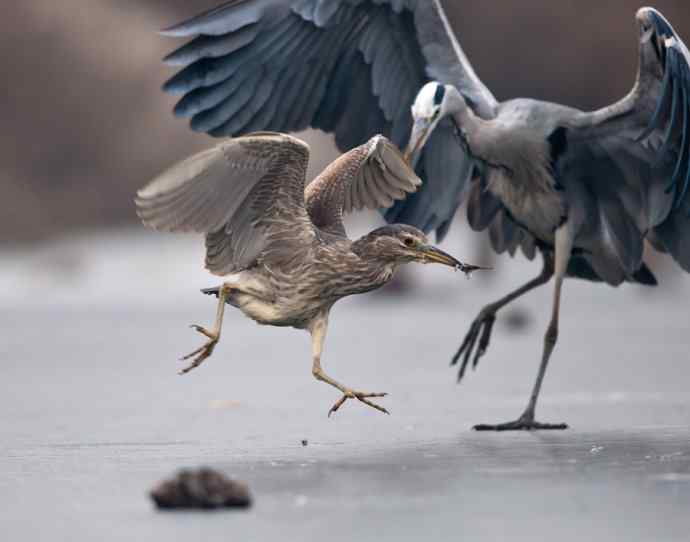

{"left": 451, "top": 310, "right": 496, "bottom": 381}
{"left": 328, "top": 390, "right": 389, "bottom": 417}
{"left": 178, "top": 325, "right": 218, "bottom": 375}
{"left": 474, "top": 413, "right": 568, "bottom": 432}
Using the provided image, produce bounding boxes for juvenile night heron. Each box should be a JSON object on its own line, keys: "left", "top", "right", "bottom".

{"left": 136, "top": 133, "right": 478, "bottom": 416}
{"left": 160, "top": 3, "right": 690, "bottom": 430}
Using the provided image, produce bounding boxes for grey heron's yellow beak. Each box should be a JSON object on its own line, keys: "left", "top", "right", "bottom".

{"left": 404, "top": 117, "right": 435, "bottom": 167}
{"left": 417, "top": 244, "right": 492, "bottom": 276}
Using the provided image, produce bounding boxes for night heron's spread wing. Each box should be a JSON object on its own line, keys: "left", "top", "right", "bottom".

{"left": 305, "top": 135, "right": 421, "bottom": 237}
{"left": 557, "top": 9, "right": 690, "bottom": 281}
{"left": 160, "top": 0, "right": 496, "bottom": 239}
{"left": 136, "top": 132, "right": 315, "bottom": 275}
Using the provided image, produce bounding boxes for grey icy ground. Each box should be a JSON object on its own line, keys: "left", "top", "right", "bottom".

{"left": 1, "top": 223, "right": 689, "bottom": 541}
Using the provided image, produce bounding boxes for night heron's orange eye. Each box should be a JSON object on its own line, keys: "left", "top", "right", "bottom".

{"left": 404, "top": 238, "right": 415, "bottom": 248}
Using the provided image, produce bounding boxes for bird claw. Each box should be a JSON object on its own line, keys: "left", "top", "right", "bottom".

{"left": 451, "top": 310, "right": 496, "bottom": 381}
{"left": 189, "top": 324, "right": 217, "bottom": 340}
{"left": 474, "top": 418, "right": 568, "bottom": 432}
{"left": 178, "top": 325, "right": 219, "bottom": 375}
{"left": 328, "top": 390, "right": 389, "bottom": 417}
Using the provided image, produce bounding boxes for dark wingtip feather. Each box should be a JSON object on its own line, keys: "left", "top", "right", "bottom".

{"left": 547, "top": 127, "right": 568, "bottom": 168}
{"left": 163, "top": 45, "right": 196, "bottom": 67}
{"left": 160, "top": 0, "right": 262, "bottom": 37}
{"left": 648, "top": 9, "right": 676, "bottom": 37}
{"left": 676, "top": 161, "right": 690, "bottom": 210}
{"left": 173, "top": 96, "right": 194, "bottom": 118}
{"left": 162, "top": 59, "right": 219, "bottom": 96}
{"left": 632, "top": 263, "right": 659, "bottom": 286}
{"left": 159, "top": 24, "right": 192, "bottom": 38}
{"left": 667, "top": 86, "right": 688, "bottom": 194}
{"left": 162, "top": 68, "right": 197, "bottom": 95}
{"left": 636, "top": 60, "right": 672, "bottom": 143}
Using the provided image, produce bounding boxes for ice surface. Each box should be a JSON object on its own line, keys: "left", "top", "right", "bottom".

{"left": 1, "top": 227, "right": 689, "bottom": 541}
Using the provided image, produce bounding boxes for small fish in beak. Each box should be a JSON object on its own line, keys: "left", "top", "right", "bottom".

{"left": 417, "top": 244, "right": 490, "bottom": 278}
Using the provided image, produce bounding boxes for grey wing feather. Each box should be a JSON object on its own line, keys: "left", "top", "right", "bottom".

{"left": 415, "top": 0, "right": 497, "bottom": 118}
{"left": 467, "top": 173, "right": 538, "bottom": 261}
{"left": 161, "top": 0, "right": 420, "bottom": 147}
{"left": 564, "top": 8, "right": 690, "bottom": 279}
{"left": 305, "top": 135, "right": 421, "bottom": 237}
{"left": 135, "top": 132, "right": 315, "bottom": 275}
{"left": 385, "top": 119, "right": 475, "bottom": 241}
{"left": 160, "top": 0, "right": 496, "bottom": 239}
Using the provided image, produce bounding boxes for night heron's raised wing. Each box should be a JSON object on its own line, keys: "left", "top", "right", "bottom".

{"left": 558, "top": 8, "right": 690, "bottom": 282}
{"left": 160, "top": 0, "right": 497, "bottom": 239}
{"left": 135, "top": 132, "right": 315, "bottom": 275}
{"left": 305, "top": 135, "right": 421, "bottom": 237}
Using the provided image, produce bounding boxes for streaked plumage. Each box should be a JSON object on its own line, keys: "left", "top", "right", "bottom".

{"left": 136, "top": 133, "right": 476, "bottom": 415}
{"left": 159, "top": 3, "right": 690, "bottom": 430}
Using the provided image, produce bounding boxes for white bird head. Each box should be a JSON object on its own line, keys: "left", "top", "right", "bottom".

{"left": 405, "top": 82, "right": 469, "bottom": 167}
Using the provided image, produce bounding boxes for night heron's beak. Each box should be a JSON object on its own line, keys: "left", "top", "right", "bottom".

{"left": 418, "top": 244, "right": 461, "bottom": 267}
{"left": 404, "top": 117, "right": 436, "bottom": 168}
{"left": 418, "top": 244, "right": 491, "bottom": 277}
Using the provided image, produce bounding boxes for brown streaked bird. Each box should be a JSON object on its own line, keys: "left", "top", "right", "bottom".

{"left": 135, "top": 133, "right": 481, "bottom": 416}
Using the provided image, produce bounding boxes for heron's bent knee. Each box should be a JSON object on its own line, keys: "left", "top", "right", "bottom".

{"left": 544, "top": 325, "right": 558, "bottom": 346}
{"left": 480, "top": 306, "right": 498, "bottom": 319}
{"left": 220, "top": 283, "right": 233, "bottom": 295}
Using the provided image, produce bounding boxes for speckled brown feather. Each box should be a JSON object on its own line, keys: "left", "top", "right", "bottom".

{"left": 305, "top": 135, "right": 421, "bottom": 237}
{"left": 136, "top": 133, "right": 419, "bottom": 277}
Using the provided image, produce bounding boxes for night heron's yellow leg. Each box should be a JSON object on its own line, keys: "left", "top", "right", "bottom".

{"left": 308, "top": 314, "right": 389, "bottom": 417}
{"left": 179, "top": 284, "right": 231, "bottom": 375}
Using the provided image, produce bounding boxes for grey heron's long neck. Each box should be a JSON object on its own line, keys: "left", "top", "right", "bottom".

{"left": 453, "top": 106, "right": 554, "bottom": 196}
{"left": 451, "top": 107, "right": 495, "bottom": 164}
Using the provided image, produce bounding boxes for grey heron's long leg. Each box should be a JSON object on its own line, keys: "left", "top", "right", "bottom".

{"left": 308, "top": 313, "right": 389, "bottom": 417}
{"left": 474, "top": 225, "right": 574, "bottom": 431}
{"left": 452, "top": 251, "right": 554, "bottom": 380}
{"left": 179, "top": 283, "right": 232, "bottom": 375}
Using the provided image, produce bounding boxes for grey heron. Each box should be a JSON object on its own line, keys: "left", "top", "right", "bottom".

{"left": 136, "top": 133, "right": 478, "bottom": 416}
{"left": 159, "top": 3, "right": 690, "bottom": 430}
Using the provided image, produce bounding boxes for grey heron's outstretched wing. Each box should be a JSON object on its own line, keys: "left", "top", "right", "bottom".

{"left": 135, "top": 132, "right": 316, "bottom": 275}
{"left": 160, "top": 0, "right": 497, "bottom": 239}
{"left": 466, "top": 170, "right": 538, "bottom": 262}
{"left": 557, "top": 8, "right": 690, "bottom": 282}
{"left": 305, "top": 135, "right": 421, "bottom": 237}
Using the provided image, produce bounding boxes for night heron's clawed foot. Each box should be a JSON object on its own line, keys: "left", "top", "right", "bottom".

{"left": 328, "top": 390, "right": 389, "bottom": 417}
{"left": 451, "top": 309, "right": 497, "bottom": 381}
{"left": 189, "top": 324, "right": 218, "bottom": 340}
{"left": 474, "top": 411, "right": 568, "bottom": 432}
{"left": 178, "top": 325, "right": 219, "bottom": 375}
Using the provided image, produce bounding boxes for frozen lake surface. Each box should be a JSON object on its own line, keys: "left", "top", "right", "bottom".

{"left": 1, "top": 229, "right": 689, "bottom": 541}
